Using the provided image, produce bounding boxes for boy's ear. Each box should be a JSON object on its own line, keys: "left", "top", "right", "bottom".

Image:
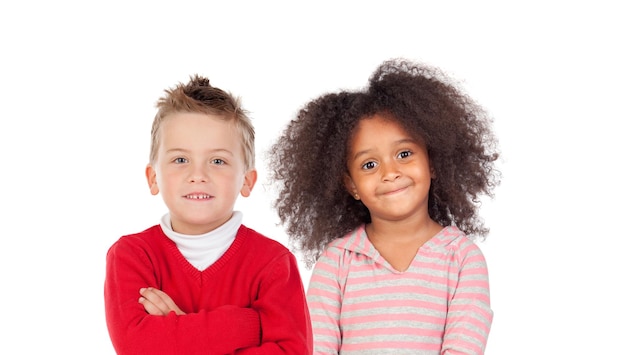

{"left": 145, "top": 164, "right": 160, "bottom": 195}
{"left": 240, "top": 169, "right": 257, "bottom": 197}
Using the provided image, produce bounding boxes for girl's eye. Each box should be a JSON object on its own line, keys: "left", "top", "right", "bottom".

{"left": 212, "top": 159, "right": 225, "bottom": 165}
{"left": 398, "top": 150, "right": 412, "bottom": 159}
{"left": 174, "top": 157, "right": 188, "bottom": 164}
{"left": 362, "top": 161, "right": 377, "bottom": 170}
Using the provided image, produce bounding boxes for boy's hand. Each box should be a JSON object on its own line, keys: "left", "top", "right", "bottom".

{"left": 139, "top": 287, "right": 186, "bottom": 316}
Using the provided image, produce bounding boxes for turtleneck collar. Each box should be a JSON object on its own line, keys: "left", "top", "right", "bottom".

{"left": 159, "top": 211, "right": 243, "bottom": 271}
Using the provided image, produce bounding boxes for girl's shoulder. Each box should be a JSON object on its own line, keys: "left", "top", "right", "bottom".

{"left": 326, "top": 224, "right": 369, "bottom": 252}
{"left": 426, "top": 226, "right": 487, "bottom": 264}
{"left": 428, "top": 226, "right": 476, "bottom": 248}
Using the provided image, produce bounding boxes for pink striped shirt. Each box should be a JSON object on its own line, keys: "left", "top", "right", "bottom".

{"left": 307, "top": 225, "right": 492, "bottom": 354}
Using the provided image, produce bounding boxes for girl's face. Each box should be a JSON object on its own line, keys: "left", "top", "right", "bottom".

{"left": 344, "top": 115, "right": 433, "bottom": 224}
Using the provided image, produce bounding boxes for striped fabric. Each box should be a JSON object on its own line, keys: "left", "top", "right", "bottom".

{"left": 307, "top": 225, "right": 492, "bottom": 354}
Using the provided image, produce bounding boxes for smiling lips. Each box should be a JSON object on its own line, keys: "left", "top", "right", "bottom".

{"left": 184, "top": 193, "right": 213, "bottom": 200}
{"left": 382, "top": 186, "right": 409, "bottom": 195}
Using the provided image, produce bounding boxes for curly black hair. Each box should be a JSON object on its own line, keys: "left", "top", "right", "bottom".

{"left": 267, "top": 59, "right": 500, "bottom": 267}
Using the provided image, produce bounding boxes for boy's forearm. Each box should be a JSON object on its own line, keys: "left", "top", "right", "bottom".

{"left": 235, "top": 252, "right": 313, "bottom": 354}
{"left": 106, "top": 303, "right": 261, "bottom": 354}
{"left": 105, "top": 245, "right": 262, "bottom": 353}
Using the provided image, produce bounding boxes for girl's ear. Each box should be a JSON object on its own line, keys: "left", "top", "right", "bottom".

{"left": 343, "top": 174, "right": 360, "bottom": 200}
{"left": 240, "top": 169, "right": 258, "bottom": 197}
{"left": 146, "top": 164, "right": 160, "bottom": 195}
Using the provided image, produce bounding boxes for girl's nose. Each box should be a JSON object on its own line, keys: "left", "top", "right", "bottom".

{"left": 381, "top": 161, "right": 401, "bottom": 181}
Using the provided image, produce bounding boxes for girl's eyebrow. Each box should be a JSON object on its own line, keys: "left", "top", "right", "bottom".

{"left": 394, "top": 138, "right": 418, "bottom": 146}
{"left": 351, "top": 138, "right": 417, "bottom": 161}
{"left": 351, "top": 149, "right": 372, "bottom": 162}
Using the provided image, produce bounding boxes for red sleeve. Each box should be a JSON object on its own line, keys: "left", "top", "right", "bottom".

{"left": 235, "top": 251, "right": 313, "bottom": 354}
{"left": 104, "top": 238, "right": 260, "bottom": 355}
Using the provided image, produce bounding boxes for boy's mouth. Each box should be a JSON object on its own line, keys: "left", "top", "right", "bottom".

{"left": 184, "top": 194, "right": 212, "bottom": 200}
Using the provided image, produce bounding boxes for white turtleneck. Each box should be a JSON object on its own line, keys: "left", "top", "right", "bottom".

{"left": 159, "top": 211, "right": 242, "bottom": 271}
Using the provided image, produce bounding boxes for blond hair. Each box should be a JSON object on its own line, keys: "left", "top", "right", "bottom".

{"left": 149, "top": 75, "right": 255, "bottom": 170}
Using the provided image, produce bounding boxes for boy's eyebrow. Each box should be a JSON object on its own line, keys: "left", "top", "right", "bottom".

{"left": 164, "top": 148, "right": 235, "bottom": 156}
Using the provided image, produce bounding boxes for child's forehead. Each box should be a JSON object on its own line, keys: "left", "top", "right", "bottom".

{"left": 160, "top": 113, "right": 242, "bottom": 145}
{"left": 160, "top": 112, "right": 236, "bottom": 133}
{"left": 154, "top": 111, "right": 253, "bottom": 169}
{"left": 163, "top": 111, "right": 229, "bottom": 124}
{"left": 354, "top": 115, "right": 409, "bottom": 137}
{"left": 350, "top": 115, "right": 427, "bottom": 148}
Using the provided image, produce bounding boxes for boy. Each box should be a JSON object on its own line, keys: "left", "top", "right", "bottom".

{"left": 104, "top": 75, "right": 312, "bottom": 354}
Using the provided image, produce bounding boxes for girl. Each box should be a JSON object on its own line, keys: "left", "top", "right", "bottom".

{"left": 268, "top": 59, "right": 500, "bottom": 354}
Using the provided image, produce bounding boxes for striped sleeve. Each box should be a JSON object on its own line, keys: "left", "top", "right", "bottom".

{"left": 441, "top": 239, "right": 493, "bottom": 354}
{"left": 306, "top": 247, "right": 344, "bottom": 355}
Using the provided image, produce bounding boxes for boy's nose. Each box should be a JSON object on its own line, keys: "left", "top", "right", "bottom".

{"left": 188, "top": 165, "right": 209, "bottom": 183}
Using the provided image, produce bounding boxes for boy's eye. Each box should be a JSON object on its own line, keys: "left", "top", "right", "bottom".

{"left": 398, "top": 150, "right": 412, "bottom": 159}
{"left": 362, "top": 161, "right": 377, "bottom": 170}
{"left": 212, "top": 159, "right": 225, "bottom": 165}
{"left": 174, "top": 157, "right": 188, "bottom": 164}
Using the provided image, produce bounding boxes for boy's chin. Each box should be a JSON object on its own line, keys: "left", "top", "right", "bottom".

{"left": 172, "top": 215, "right": 233, "bottom": 235}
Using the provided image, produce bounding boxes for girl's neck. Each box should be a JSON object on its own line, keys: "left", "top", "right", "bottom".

{"left": 366, "top": 215, "right": 442, "bottom": 245}
{"left": 365, "top": 217, "right": 443, "bottom": 272}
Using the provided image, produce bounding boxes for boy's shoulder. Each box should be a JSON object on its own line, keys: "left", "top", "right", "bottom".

{"left": 108, "top": 225, "right": 165, "bottom": 253}
{"left": 238, "top": 224, "right": 291, "bottom": 254}
{"left": 125, "top": 224, "right": 162, "bottom": 237}
{"left": 118, "top": 224, "right": 163, "bottom": 242}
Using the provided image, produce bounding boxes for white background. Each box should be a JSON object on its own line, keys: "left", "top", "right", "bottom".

{"left": 1, "top": 1, "right": 624, "bottom": 354}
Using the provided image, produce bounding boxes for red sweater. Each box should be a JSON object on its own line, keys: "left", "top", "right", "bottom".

{"left": 105, "top": 224, "right": 312, "bottom": 354}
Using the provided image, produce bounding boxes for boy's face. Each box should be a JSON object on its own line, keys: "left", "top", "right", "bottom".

{"left": 146, "top": 112, "right": 256, "bottom": 235}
